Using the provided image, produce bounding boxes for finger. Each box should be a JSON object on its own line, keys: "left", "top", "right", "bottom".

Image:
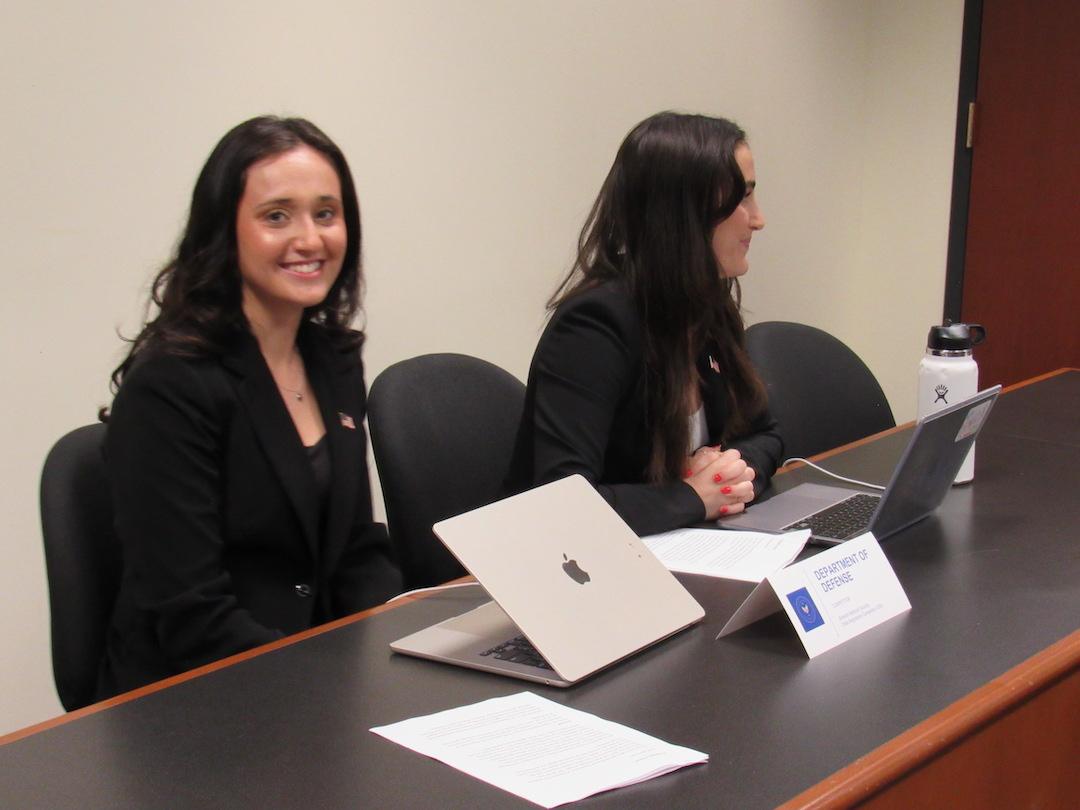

{"left": 684, "top": 445, "right": 721, "bottom": 477}
{"left": 707, "top": 458, "right": 748, "bottom": 484}
{"left": 715, "top": 449, "right": 744, "bottom": 469}
{"left": 717, "top": 480, "right": 755, "bottom": 503}
{"left": 731, "top": 480, "right": 756, "bottom": 502}
{"left": 721, "top": 467, "right": 754, "bottom": 487}
{"left": 716, "top": 457, "right": 756, "bottom": 486}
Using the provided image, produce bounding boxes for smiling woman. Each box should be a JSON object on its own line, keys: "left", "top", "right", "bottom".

{"left": 236, "top": 146, "right": 347, "bottom": 326}
{"left": 710, "top": 145, "right": 765, "bottom": 279}
{"left": 505, "top": 112, "right": 783, "bottom": 537}
{"left": 97, "top": 117, "right": 403, "bottom": 700}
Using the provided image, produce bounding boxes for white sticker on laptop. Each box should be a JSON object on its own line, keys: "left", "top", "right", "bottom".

{"left": 955, "top": 400, "right": 992, "bottom": 442}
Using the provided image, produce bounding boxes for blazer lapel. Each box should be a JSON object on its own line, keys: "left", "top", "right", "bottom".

{"left": 223, "top": 333, "right": 322, "bottom": 559}
{"left": 300, "top": 328, "right": 361, "bottom": 576}
{"left": 699, "top": 347, "right": 732, "bottom": 445}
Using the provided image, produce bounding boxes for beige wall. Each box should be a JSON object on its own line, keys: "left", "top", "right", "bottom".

{"left": 0, "top": 0, "right": 963, "bottom": 733}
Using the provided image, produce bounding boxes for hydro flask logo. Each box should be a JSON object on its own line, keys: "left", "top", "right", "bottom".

{"left": 934, "top": 384, "right": 949, "bottom": 404}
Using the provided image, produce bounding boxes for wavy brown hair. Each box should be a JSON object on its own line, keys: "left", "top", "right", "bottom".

{"left": 550, "top": 111, "right": 768, "bottom": 482}
{"left": 109, "top": 116, "right": 364, "bottom": 392}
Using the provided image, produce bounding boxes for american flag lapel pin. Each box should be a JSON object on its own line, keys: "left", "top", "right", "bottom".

{"left": 709, "top": 355, "right": 721, "bottom": 374}
{"left": 338, "top": 412, "right": 356, "bottom": 430}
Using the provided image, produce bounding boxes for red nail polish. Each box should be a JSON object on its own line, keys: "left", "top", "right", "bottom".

{"left": 721, "top": 486, "right": 732, "bottom": 494}
{"left": 720, "top": 506, "right": 729, "bottom": 515}
{"left": 713, "top": 473, "right": 724, "bottom": 483}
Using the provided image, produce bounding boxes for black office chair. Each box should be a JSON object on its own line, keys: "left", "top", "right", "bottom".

{"left": 368, "top": 354, "right": 526, "bottom": 590}
{"left": 745, "top": 321, "right": 895, "bottom": 460}
{"left": 40, "top": 423, "right": 121, "bottom": 711}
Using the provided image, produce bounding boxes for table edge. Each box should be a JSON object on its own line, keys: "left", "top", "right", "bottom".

{"left": 0, "top": 586, "right": 464, "bottom": 746}
{"left": 4, "top": 368, "right": 1075, "bottom": 749}
{"left": 776, "top": 367, "right": 1076, "bottom": 476}
{"left": 775, "top": 627, "right": 1080, "bottom": 810}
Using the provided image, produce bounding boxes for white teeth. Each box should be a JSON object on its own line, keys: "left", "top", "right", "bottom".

{"left": 284, "top": 261, "right": 321, "bottom": 275}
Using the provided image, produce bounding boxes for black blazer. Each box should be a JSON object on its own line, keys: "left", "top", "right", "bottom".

{"left": 506, "top": 282, "right": 783, "bottom": 536}
{"left": 98, "top": 325, "right": 402, "bottom": 698}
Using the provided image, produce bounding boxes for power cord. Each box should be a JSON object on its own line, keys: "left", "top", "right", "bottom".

{"left": 385, "top": 581, "right": 483, "bottom": 604}
{"left": 387, "top": 459, "right": 885, "bottom": 604}
{"left": 781, "top": 457, "right": 886, "bottom": 491}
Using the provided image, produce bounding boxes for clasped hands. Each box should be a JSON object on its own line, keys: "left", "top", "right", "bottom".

{"left": 682, "top": 445, "right": 756, "bottom": 520}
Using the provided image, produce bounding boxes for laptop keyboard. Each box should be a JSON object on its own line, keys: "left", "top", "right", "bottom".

{"left": 479, "top": 635, "right": 553, "bottom": 671}
{"left": 783, "top": 493, "right": 881, "bottom": 540}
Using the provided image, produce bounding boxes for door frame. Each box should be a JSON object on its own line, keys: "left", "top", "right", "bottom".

{"left": 943, "top": 0, "right": 983, "bottom": 323}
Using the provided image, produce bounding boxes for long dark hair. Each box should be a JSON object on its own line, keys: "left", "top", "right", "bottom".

{"left": 109, "top": 116, "right": 364, "bottom": 391}
{"left": 550, "top": 111, "right": 768, "bottom": 482}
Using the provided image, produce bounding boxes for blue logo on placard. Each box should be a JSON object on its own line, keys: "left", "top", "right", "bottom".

{"left": 786, "top": 588, "right": 825, "bottom": 632}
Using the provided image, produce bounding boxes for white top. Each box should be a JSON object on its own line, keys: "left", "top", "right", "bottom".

{"left": 688, "top": 405, "right": 708, "bottom": 453}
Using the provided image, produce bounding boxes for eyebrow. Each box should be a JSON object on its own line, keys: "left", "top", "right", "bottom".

{"left": 255, "top": 194, "right": 340, "bottom": 209}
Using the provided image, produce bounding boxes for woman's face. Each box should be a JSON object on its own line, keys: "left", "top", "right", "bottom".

{"left": 235, "top": 144, "right": 346, "bottom": 326}
{"left": 711, "top": 144, "right": 765, "bottom": 278}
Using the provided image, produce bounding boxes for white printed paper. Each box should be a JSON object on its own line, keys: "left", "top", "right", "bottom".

{"left": 371, "top": 691, "right": 707, "bottom": 808}
{"left": 642, "top": 528, "right": 810, "bottom": 582}
{"left": 718, "top": 533, "right": 911, "bottom": 658}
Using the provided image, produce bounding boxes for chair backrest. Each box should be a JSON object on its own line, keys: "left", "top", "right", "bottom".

{"left": 40, "top": 423, "right": 120, "bottom": 711}
{"left": 745, "top": 321, "right": 895, "bottom": 460}
{"left": 368, "top": 354, "right": 525, "bottom": 590}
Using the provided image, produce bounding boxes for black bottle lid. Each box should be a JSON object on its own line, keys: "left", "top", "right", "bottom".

{"left": 927, "top": 322, "right": 986, "bottom": 352}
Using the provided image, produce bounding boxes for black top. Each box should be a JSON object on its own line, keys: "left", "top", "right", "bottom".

{"left": 97, "top": 324, "right": 402, "bottom": 699}
{"left": 505, "top": 282, "right": 783, "bottom": 535}
{"left": 305, "top": 434, "right": 331, "bottom": 508}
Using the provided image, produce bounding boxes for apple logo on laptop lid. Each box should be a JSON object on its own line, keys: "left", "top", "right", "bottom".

{"left": 562, "top": 553, "right": 590, "bottom": 584}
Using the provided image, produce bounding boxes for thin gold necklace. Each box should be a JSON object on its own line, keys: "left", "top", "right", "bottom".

{"left": 277, "top": 348, "right": 304, "bottom": 401}
{"left": 279, "top": 383, "right": 304, "bottom": 402}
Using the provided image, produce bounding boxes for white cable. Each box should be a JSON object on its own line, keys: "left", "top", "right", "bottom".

{"left": 781, "top": 457, "right": 886, "bottom": 491}
{"left": 387, "top": 459, "right": 884, "bottom": 603}
{"left": 385, "top": 581, "right": 483, "bottom": 603}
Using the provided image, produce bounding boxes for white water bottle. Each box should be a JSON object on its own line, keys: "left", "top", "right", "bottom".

{"left": 917, "top": 323, "right": 986, "bottom": 484}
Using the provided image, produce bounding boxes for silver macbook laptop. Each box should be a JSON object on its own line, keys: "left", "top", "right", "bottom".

{"left": 390, "top": 474, "right": 705, "bottom": 686}
{"left": 718, "top": 386, "right": 1000, "bottom": 545}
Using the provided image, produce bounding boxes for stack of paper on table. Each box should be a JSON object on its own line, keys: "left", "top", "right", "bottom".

{"left": 642, "top": 528, "right": 810, "bottom": 582}
{"left": 371, "top": 691, "right": 707, "bottom": 808}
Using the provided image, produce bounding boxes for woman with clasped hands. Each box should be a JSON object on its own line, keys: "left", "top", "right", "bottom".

{"left": 97, "top": 117, "right": 402, "bottom": 699}
{"left": 505, "top": 112, "right": 782, "bottom": 536}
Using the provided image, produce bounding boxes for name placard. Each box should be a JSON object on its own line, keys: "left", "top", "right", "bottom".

{"left": 716, "top": 533, "right": 910, "bottom": 658}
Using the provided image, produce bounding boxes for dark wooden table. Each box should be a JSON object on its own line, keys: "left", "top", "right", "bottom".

{"left": 3, "top": 370, "right": 1077, "bottom": 809}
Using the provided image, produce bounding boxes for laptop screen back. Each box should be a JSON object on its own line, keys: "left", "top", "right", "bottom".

{"left": 871, "top": 387, "right": 999, "bottom": 539}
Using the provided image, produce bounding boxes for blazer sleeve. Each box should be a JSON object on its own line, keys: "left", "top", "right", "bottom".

{"left": 727, "top": 406, "right": 784, "bottom": 498}
{"left": 328, "top": 497, "right": 401, "bottom": 617}
{"left": 527, "top": 293, "right": 705, "bottom": 536}
{"left": 107, "top": 354, "right": 283, "bottom": 672}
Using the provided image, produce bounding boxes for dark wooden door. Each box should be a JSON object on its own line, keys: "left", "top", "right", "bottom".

{"left": 960, "top": 0, "right": 1080, "bottom": 388}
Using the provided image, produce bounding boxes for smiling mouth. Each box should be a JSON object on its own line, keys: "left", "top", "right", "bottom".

{"left": 280, "top": 260, "right": 324, "bottom": 276}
